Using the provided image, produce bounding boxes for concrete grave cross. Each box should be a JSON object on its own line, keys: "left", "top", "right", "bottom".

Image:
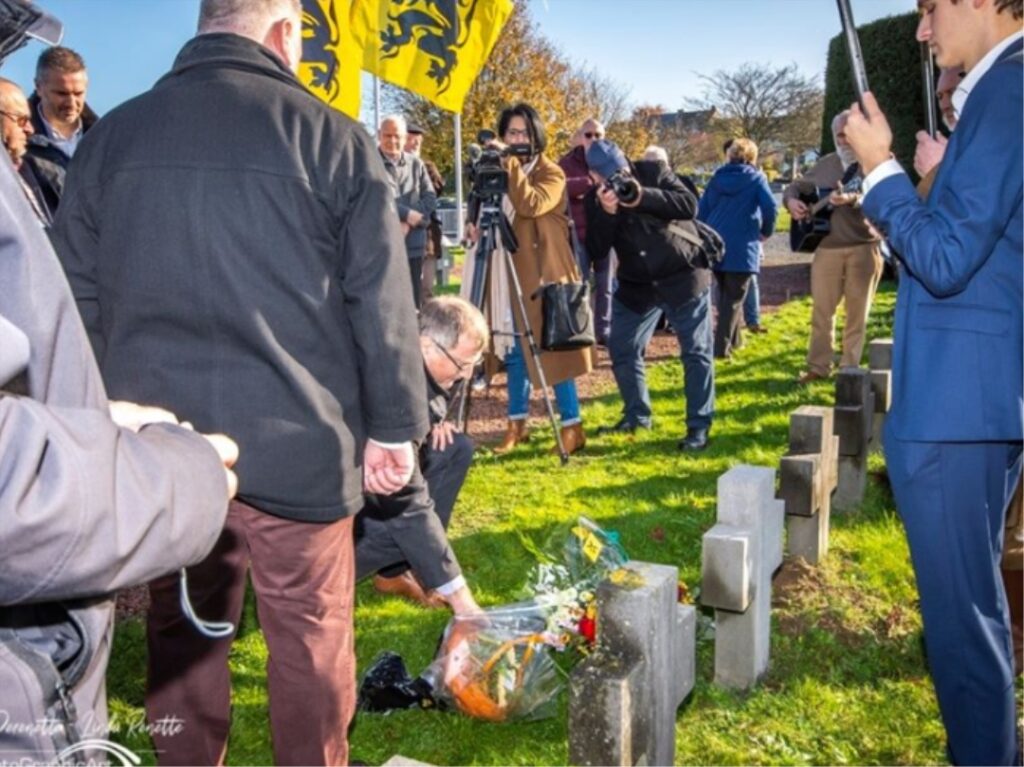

{"left": 568, "top": 561, "right": 696, "bottom": 767}
{"left": 701, "top": 465, "right": 785, "bottom": 690}
{"left": 780, "top": 406, "right": 839, "bottom": 564}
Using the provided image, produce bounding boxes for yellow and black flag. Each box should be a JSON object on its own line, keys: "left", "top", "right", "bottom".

{"left": 353, "top": 0, "right": 513, "bottom": 113}
{"left": 299, "top": 0, "right": 362, "bottom": 118}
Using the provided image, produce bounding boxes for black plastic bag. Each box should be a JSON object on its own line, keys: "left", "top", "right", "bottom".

{"left": 357, "top": 652, "right": 439, "bottom": 713}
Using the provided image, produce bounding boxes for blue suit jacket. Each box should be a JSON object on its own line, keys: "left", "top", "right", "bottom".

{"left": 863, "top": 39, "right": 1023, "bottom": 443}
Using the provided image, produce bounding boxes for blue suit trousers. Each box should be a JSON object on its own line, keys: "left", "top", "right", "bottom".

{"left": 884, "top": 422, "right": 1023, "bottom": 765}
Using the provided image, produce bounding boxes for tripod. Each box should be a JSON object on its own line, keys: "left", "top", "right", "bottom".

{"left": 455, "top": 196, "right": 570, "bottom": 464}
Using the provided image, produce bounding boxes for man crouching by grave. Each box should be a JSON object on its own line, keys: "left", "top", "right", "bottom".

{"left": 584, "top": 139, "right": 715, "bottom": 451}
{"left": 356, "top": 297, "right": 486, "bottom": 614}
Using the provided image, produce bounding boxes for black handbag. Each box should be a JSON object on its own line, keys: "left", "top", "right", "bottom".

{"left": 538, "top": 281, "right": 595, "bottom": 351}
{"left": 665, "top": 218, "right": 726, "bottom": 270}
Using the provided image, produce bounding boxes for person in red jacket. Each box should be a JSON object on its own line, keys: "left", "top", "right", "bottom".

{"left": 559, "top": 117, "right": 613, "bottom": 344}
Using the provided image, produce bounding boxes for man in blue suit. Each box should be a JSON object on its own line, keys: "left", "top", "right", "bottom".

{"left": 845, "top": 1, "right": 1022, "bottom": 763}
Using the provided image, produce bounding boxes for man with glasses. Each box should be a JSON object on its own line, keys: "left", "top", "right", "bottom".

{"left": 356, "top": 296, "right": 486, "bottom": 615}
{"left": 560, "top": 117, "right": 613, "bottom": 344}
{"left": 0, "top": 76, "right": 49, "bottom": 224}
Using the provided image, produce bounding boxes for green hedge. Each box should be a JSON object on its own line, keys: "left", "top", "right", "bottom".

{"left": 822, "top": 11, "right": 930, "bottom": 180}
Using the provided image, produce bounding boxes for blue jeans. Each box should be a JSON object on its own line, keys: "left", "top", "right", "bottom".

{"left": 506, "top": 339, "right": 581, "bottom": 425}
{"left": 608, "top": 289, "right": 715, "bottom": 431}
{"left": 744, "top": 273, "right": 760, "bottom": 326}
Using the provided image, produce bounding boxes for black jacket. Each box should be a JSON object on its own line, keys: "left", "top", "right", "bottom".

{"left": 53, "top": 34, "right": 429, "bottom": 522}
{"left": 585, "top": 160, "right": 710, "bottom": 312}
{"left": 23, "top": 92, "right": 98, "bottom": 219}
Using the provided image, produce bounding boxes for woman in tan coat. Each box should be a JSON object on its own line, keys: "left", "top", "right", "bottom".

{"left": 464, "top": 103, "right": 592, "bottom": 454}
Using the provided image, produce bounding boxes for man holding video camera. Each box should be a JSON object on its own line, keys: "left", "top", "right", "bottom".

{"left": 584, "top": 139, "right": 715, "bottom": 451}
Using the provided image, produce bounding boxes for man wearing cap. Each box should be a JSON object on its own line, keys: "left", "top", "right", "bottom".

{"left": 584, "top": 139, "right": 715, "bottom": 452}
{"left": 379, "top": 113, "right": 438, "bottom": 309}
{"left": 404, "top": 121, "right": 446, "bottom": 300}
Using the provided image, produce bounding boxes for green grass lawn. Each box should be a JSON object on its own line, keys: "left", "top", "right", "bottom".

{"left": 107, "top": 283, "right": 952, "bottom": 765}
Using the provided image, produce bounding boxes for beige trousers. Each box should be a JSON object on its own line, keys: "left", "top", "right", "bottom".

{"left": 807, "top": 242, "right": 884, "bottom": 375}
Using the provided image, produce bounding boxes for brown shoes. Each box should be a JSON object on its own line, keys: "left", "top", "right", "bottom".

{"left": 493, "top": 419, "right": 529, "bottom": 454}
{"left": 373, "top": 571, "right": 446, "bottom": 609}
{"left": 796, "top": 370, "right": 829, "bottom": 385}
{"left": 495, "top": 419, "right": 587, "bottom": 456}
{"left": 552, "top": 423, "right": 586, "bottom": 456}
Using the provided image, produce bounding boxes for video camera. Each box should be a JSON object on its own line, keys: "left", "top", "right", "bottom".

{"left": 468, "top": 129, "right": 532, "bottom": 200}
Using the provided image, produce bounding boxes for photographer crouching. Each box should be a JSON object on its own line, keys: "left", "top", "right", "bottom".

{"left": 584, "top": 140, "right": 715, "bottom": 451}
{"left": 462, "top": 103, "right": 592, "bottom": 456}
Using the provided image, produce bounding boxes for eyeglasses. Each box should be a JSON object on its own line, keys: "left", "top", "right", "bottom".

{"left": 583, "top": 132, "right": 604, "bottom": 140}
{"left": 0, "top": 110, "right": 31, "bottom": 128}
{"left": 432, "top": 338, "right": 478, "bottom": 373}
{"left": 504, "top": 128, "right": 530, "bottom": 139}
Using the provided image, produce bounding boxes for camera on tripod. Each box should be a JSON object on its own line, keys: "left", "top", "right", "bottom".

{"left": 604, "top": 169, "right": 641, "bottom": 205}
{"left": 468, "top": 129, "right": 533, "bottom": 199}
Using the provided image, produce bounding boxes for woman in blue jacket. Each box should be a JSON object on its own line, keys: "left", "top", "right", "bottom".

{"left": 698, "top": 138, "right": 778, "bottom": 359}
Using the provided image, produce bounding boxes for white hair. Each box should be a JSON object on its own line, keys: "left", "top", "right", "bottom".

{"left": 643, "top": 145, "right": 669, "bottom": 164}
{"left": 379, "top": 114, "right": 408, "bottom": 134}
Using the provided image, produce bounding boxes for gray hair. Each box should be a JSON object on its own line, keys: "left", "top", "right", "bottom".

{"left": 198, "top": 0, "right": 300, "bottom": 36}
{"left": 379, "top": 114, "right": 407, "bottom": 134}
{"left": 643, "top": 145, "right": 669, "bottom": 164}
{"left": 419, "top": 297, "right": 489, "bottom": 352}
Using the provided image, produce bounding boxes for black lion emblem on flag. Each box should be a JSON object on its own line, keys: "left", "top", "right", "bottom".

{"left": 301, "top": 0, "right": 342, "bottom": 101}
{"left": 379, "top": 0, "right": 482, "bottom": 95}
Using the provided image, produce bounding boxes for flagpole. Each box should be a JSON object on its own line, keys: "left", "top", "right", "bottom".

{"left": 454, "top": 112, "right": 465, "bottom": 239}
{"left": 373, "top": 75, "right": 381, "bottom": 130}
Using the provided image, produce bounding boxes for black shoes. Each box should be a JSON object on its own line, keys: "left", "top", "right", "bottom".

{"left": 678, "top": 428, "right": 709, "bottom": 452}
{"left": 596, "top": 419, "right": 649, "bottom": 435}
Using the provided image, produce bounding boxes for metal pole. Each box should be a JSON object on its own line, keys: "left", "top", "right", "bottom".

{"left": 373, "top": 75, "right": 381, "bottom": 131}
{"left": 454, "top": 113, "right": 465, "bottom": 238}
{"left": 920, "top": 42, "right": 938, "bottom": 138}
{"left": 835, "top": 0, "right": 870, "bottom": 112}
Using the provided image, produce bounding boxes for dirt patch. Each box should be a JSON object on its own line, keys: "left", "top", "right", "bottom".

{"left": 772, "top": 557, "right": 869, "bottom": 648}
{"left": 772, "top": 555, "right": 918, "bottom": 648}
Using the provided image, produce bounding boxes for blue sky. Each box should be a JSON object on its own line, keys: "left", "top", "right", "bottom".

{"left": 3, "top": 0, "right": 913, "bottom": 119}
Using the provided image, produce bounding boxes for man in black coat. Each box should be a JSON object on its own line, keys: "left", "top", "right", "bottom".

{"left": 23, "top": 45, "right": 96, "bottom": 219}
{"left": 584, "top": 139, "right": 715, "bottom": 451}
{"left": 52, "top": 0, "right": 427, "bottom": 763}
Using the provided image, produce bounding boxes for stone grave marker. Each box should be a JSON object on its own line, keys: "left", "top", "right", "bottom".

{"left": 868, "top": 338, "right": 893, "bottom": 451}
{"left": 568, "top": 561, "right": 695, "bottom": 767}
{"left": 701, "top": 465, "right": 785, "bottom": 690}
{"left": 833, "top": 368, "right": 875, "bottom": 511}
{"left": 779, "top": 406, "right": 839, "bottom": 563}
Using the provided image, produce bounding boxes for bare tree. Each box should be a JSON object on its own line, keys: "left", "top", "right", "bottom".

{"left": 691, "top": 62, "right": 823, "bottom": 158}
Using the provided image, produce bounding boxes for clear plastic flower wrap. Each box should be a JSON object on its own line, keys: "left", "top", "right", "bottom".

{"left": 522, "top": 516, "right": 630, "bottom": 601}
{"left": 421, "top": 601, "right": 563, "bottom": 723}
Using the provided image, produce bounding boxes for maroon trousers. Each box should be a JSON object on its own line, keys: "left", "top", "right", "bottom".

{"left": 145, "top": 500, "right": 355, "bottom": 766}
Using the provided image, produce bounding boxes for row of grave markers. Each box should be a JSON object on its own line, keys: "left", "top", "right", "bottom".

{"left": 566, "top": 340, "right": 894, "bottom": 767}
